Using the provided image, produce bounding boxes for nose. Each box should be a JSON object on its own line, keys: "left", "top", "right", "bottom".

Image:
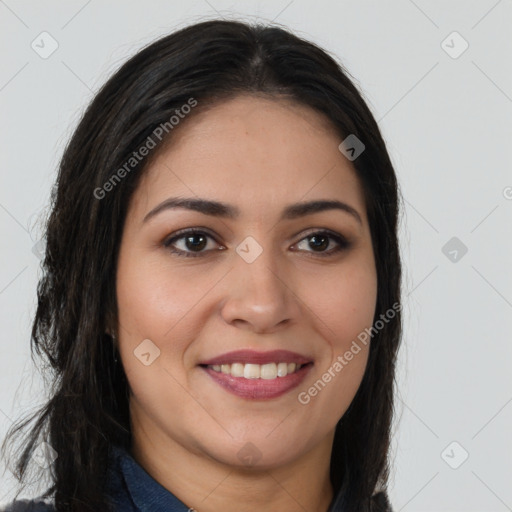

{"left": 219, "top": 245, "right": 300, "bottom": 334}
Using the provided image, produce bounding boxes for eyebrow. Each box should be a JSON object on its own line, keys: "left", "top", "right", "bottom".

{"left": 143, "top": 197, "right": 362, "bottom": 225}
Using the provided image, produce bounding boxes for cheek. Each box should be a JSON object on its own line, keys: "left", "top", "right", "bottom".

{"left": 334, "top": 276, "right": 377, "bottom": 348}
{"left": 116, "top": 252, "right": 206, "bottom": 340}
{"left": 115, "top": 256, "right": 202, "bottom": 420}
{"left": 299, "top": 256, "right": 376, "bottom": 409}
{"left": 115, "top": 253, "right": 227, "bottom": 393}
{"left": 308, "top": 256, "right": 378, "bottom": 350}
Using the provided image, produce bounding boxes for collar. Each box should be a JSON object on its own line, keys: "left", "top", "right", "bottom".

{"left": 107, "top": 444, "right": 191, "bottom": 512}
{"left": 107, "top": 444, "right": 349, "bottom": 511}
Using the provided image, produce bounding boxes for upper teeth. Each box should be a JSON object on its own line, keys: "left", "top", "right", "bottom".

{"left": 208, "top": 362, "right": 302, "bottom": 379}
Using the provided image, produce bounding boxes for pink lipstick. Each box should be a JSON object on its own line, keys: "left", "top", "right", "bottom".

{"left": 199, "top": 349, "right": 313, "bottom": 400}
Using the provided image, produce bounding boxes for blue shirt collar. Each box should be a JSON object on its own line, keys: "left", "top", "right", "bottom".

{"left": 106, "top": 443, "right": 345, "bottom": 511}
{"left": 107, "top": 444, "right": 191, "bottom": 511}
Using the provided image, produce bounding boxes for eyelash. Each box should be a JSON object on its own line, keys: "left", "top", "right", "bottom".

{"left": 162, "top": 228, "right": 350, "bottom": 259}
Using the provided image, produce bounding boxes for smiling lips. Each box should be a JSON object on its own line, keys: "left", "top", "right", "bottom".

{"left": 209, "top": 361, "right": 303, "bottom": 379}
{"left": 199, "top": 349, "right": 314, "bottom": 400}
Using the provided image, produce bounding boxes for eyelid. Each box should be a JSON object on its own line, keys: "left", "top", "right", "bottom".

{"left": 296, "top": 227, "right": 349, "bottom": 242}
{"left": 290, "top": 228, "right": 350, "bottom": 255}
{"left": 163, "top": 227, "right": 351, "bottom": 258}
{"left": 163, "top": 227, "right": 223, "bottom": 250}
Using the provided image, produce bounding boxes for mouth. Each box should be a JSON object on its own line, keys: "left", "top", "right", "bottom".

{"left": 204, "top": 361, "right": 307, "bottom": 379}
{"left": 199, "top": 349, "right": 314, "bottom": 400}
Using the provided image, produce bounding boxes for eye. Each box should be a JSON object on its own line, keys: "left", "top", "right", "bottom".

{"left": 163, "top": 228, "right": 350, "bottom": 258}
{"left": 163, "top": 229, "right": 222, "bottom": 258}
{"left": 293, "top": 230, "right": 350, "bottom": 257}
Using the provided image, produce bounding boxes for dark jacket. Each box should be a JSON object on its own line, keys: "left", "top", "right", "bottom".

{"left": 1, "top": 445, "right": 393, "bottom": 511}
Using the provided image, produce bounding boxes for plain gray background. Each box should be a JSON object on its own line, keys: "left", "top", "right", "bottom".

{"left": 1, "top": 1, "right": 511, "bottom": 510}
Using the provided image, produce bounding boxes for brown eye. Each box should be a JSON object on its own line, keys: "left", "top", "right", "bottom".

{"left": 163, "top": 228, "right": 350, "bottom": 259}
{"left": 307, "top": 233, "right": 330, "bottom": 251}
{"left": 164, "top": 230, "right": 220, "bottom": 258}
{"left": 294, "top": 230, "right": 350, "bottom": 257}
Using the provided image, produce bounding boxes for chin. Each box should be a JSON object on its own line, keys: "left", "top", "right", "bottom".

{"left": 200, "top": 432, "right": 313, "bottom": 471}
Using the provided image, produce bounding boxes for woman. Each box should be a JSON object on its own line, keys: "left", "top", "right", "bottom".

{"left": 1, "top": 19, "right": 402, "bottom": 512}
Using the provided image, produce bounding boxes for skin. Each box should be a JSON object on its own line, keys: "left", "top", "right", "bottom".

{"left": 115, "top": 94, "right": 378, "bottom": 512}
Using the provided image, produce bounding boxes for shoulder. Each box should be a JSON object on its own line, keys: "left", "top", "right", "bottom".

{"left": 0, "top": 500, "right": 55, "bottom": 512}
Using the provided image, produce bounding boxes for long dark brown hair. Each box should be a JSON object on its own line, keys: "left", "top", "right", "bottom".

{"left": 1, "top": 19, "right": 402, "bottom": 511}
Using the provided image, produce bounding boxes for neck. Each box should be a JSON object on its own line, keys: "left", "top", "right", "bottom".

{"left": 130, "top": 420, "right": 335, "bottom": 512}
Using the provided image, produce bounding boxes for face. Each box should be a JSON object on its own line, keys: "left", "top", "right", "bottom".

{"left": 115, "top": 94, "right": 377, "bottom": 471}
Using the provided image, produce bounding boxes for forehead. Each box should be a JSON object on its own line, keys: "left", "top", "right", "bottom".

{"left": 133, "top": 94, "right": 367, "bottom": 223}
